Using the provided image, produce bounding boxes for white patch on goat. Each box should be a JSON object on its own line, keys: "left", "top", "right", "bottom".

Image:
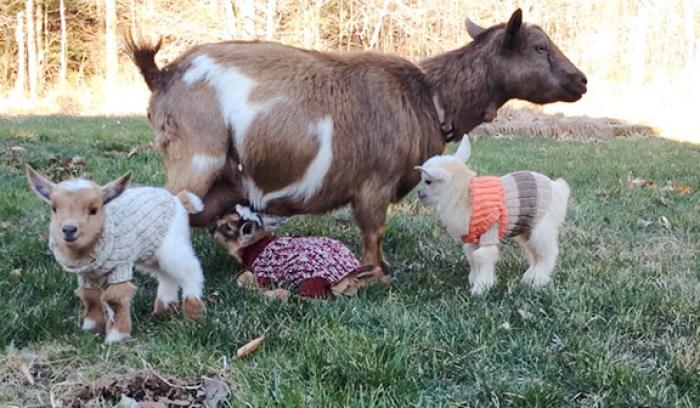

{"left": 235, "top": 204, "right": 262, "bottom": 224}
{"left": 61, "top": 179, "right": 94, "bottom": 192}
{"left": 246, "top": 116, "right": 334, "bottom": 209}
{"left": 191, "top": 154, "right": 226, "bottom": 175}
{"left": 183, "top": 54, "right": 280, "bottom": 156}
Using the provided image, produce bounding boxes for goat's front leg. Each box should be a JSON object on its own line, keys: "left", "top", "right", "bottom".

{"left": 75, "top": 286, "right": 106, "bottom": 334}
{"left": 101, "top": 282, "right": 135, "bottom": 344}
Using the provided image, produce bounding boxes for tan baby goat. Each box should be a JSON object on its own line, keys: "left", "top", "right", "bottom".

{"left": 27, "top": 166, "right": 205, "bottom": 344}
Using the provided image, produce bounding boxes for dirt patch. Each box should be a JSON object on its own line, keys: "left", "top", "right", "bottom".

{"left": 65, "top": 372, "right": 228, "bottom": 407}
{"left": 472, "top": 106, "right": 656, "bottom": 141}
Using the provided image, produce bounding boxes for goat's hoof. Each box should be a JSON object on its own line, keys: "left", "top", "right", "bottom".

{"left": 262, "top": 289, "right": 290, "bottom": 301}
{"left": 104, "top": 329, "right": 130, "bottom": 344}
{"left": 152, "top": 299, "right": 178, "bottom": 317}
{"left": 182, "top": 297, "right": 204, "bottom": 320}
{"left": 236, "top": 271, "right": 258, "bottom": 289}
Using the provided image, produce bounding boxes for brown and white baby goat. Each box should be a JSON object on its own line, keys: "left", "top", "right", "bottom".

{"left": 27, "top": 166, "right": 205, "bottom": 344}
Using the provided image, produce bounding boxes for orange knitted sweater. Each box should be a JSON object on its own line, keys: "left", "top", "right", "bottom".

{"left": 461, "top": 176, "right": 508, "bottom": 244}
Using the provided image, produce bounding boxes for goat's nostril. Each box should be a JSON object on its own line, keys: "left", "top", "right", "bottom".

{"left": 62, "top": 225, "right": 77, "bottom": 235}
{"left": 580, "top": 75, "right": 588, "bottom": 86}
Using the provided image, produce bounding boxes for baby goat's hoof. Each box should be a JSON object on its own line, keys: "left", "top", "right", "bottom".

{"left": 104, "top": 328, "right": 130, "bottom": 344}
{"left": 81, "top": 318, "right": 105, "bottom": 334}
{"left": 182, "top": 297, "right": 204, "bottom": 320}
{"left": 152, "top": 299, "right": 179, "bottom": 317}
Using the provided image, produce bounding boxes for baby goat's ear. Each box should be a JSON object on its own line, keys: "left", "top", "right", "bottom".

{"left": 101, "top": 172, "right": 131, "bottom": 204}
{"left": 453, "top": 135, "right": 471, "bottom": 163}
{"left": 414, "top": 165, "right": 449, "bottom": 182}
{"left": 26, "top": 165, "right": 56, "bottom": 203}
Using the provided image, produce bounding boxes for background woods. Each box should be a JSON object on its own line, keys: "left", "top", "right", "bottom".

{"left": 0, "top": 0, "right": 699, "bottom": 140}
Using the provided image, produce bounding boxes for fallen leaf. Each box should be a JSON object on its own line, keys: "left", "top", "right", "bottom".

{"left": 16, "top": 360, "right": 34, "bottom": 385}
{"left": 128, "top": 147, "right": 138, "bottom": 158}
{"left": 169, "top": 400, "right": 191, "bottom": 407}
{"left": 626, "top": 172, "right": 654, "bottom": 189}
{"left": 10, "top": 146, "right": 27, "bottom": 153}
{"left": 237, "top": 336, "right": 264, "bottom": 358}
{"left": 638, "top": 219, "right": 653, "bottom": 228}
{"left": 673, "top": 184, "right": 694, "bottom": 195}
{"left": 660, "top": 216, "right": 672, "bottom": 230}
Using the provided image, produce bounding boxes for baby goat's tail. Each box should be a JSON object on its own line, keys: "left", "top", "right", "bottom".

{"left": 176, "top": 191, "right": 204, "bottom": 214}
{"left": 549, "top": 178, "right": 570, "bottom": 227}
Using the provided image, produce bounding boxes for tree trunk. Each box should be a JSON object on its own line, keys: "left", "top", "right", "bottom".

{"left": 15, "top": 12, "right": 26, "bottom": 96}
{"left": 238, "top": 0, "right": 256, "bottom": 39}
{"left": 104, "top": 0, "right": 118, "bottom": 88}
{"left": 224, "top": 0, "right": 236, "bottom": 39}
{"left": 60, "top": 0, "right": 67, "bottom": 88}
{"left": 26, "top": 0, "right": 37, "bottom": 99}
{"left": 265, "top": 0, "right": 276, "bottom": 40}
{"left": 35, "top": 2, "right": 43, "bottom": 90}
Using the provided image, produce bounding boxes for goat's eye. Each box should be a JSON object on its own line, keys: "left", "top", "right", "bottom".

{"left": 89, "top": 208, "right": 97, "bottom": 216}
{"left": 52, "top": 206, "right": 56, "bottom": 213}
{"left": 425, "top": 180, "right": 432, "bottom": 185}
{"left": 535, "top": 45, "right": 549, "bottom": 54}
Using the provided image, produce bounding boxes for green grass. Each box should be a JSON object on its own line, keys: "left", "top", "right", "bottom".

{"left": 1, "top": 115, "right": 699, "bottom": 406}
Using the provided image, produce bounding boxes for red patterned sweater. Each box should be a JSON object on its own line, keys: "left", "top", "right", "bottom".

{"left": 241, "top": 235, "right": 360, "bottom": 298}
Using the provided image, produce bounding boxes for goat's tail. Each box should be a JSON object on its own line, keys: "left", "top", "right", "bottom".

{"left": 124, "top": 32, "right": 164, "bottom": 92}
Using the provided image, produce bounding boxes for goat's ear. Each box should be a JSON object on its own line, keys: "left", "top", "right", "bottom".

{"left": 504, "top": 9, "right": 523, "bottom": 48}
{"left": 454, "top": 136, "right": 471, "bottom": 163}
{"left": 415, "top": 165, "right": 448, "bottom": 182}
{"left": 26, "top": 165, "right": 55, "bottom": 203}
{"left": 101, "top": 172, "right": 131, "bottom": 204}
{"left": 465, "top": 18, "right": 485, "bottom": 39}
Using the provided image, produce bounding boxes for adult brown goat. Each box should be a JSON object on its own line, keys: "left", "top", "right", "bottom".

{"left": 127, "top": 9, "right": 586, "bottom": 282}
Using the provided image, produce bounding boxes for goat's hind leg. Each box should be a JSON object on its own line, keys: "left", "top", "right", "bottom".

{"left": 352, "top": 183, "right": 393, "bottom": 284}
{"left": 157, "top": 206, "right": 205, "bottom": 319}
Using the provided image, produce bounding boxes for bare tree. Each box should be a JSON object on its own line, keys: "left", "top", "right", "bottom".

{"left": 104, "top": 0, "right": 118, "bottom": 87}
{"left": 14, "top": 12, "right": 26, "bottom": 96}
{"left": 60, "top": 0, "right": 67, "bottom": 88}
{"left": 224, "top": 0, "right": 236, "bottom": 39}
{"left": 35, "top": 1, "right": 44, "bottom": 90}
{"left": 26, "top": 0, "right": 37, "bottom": 99}
{"left": 265, "top": 0, "right": 277, "bottom": 40}
{"left": 238, "top": 0, "right": 256, "bottom": 39}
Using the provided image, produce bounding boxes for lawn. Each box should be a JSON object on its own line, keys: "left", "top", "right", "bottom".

{"left": 0, "top": 115, "right": 699, "bottom": 406}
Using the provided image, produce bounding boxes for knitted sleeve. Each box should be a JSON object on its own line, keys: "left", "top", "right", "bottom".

{"left": 107, "top": 265, "right": 134, "bottom": 285}
{"left": 78, "top": 274, "right": 104, "bottom": 289}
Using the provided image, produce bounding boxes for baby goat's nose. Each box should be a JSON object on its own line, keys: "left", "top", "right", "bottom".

{"left": 62, "top": 225, "right": 77, "bottom": 236}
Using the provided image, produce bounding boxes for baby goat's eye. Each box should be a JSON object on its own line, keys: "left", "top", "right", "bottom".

{"left": 88, "top": 208, "right": 97, "bottom": 216}
{"left": 425, "top": 179, "right": 432, "bottom": 185}
{"left": 52, "top": 206, "right": 56, "bottom": 213}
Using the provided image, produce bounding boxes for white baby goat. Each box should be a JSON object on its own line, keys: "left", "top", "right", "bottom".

{"left": 415, "top": 137, "right": 570, "bottom": 295}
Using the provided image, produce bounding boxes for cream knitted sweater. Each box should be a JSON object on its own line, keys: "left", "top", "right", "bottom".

{"left": 49, "top": 187, "right": 176, "bottom": 288}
